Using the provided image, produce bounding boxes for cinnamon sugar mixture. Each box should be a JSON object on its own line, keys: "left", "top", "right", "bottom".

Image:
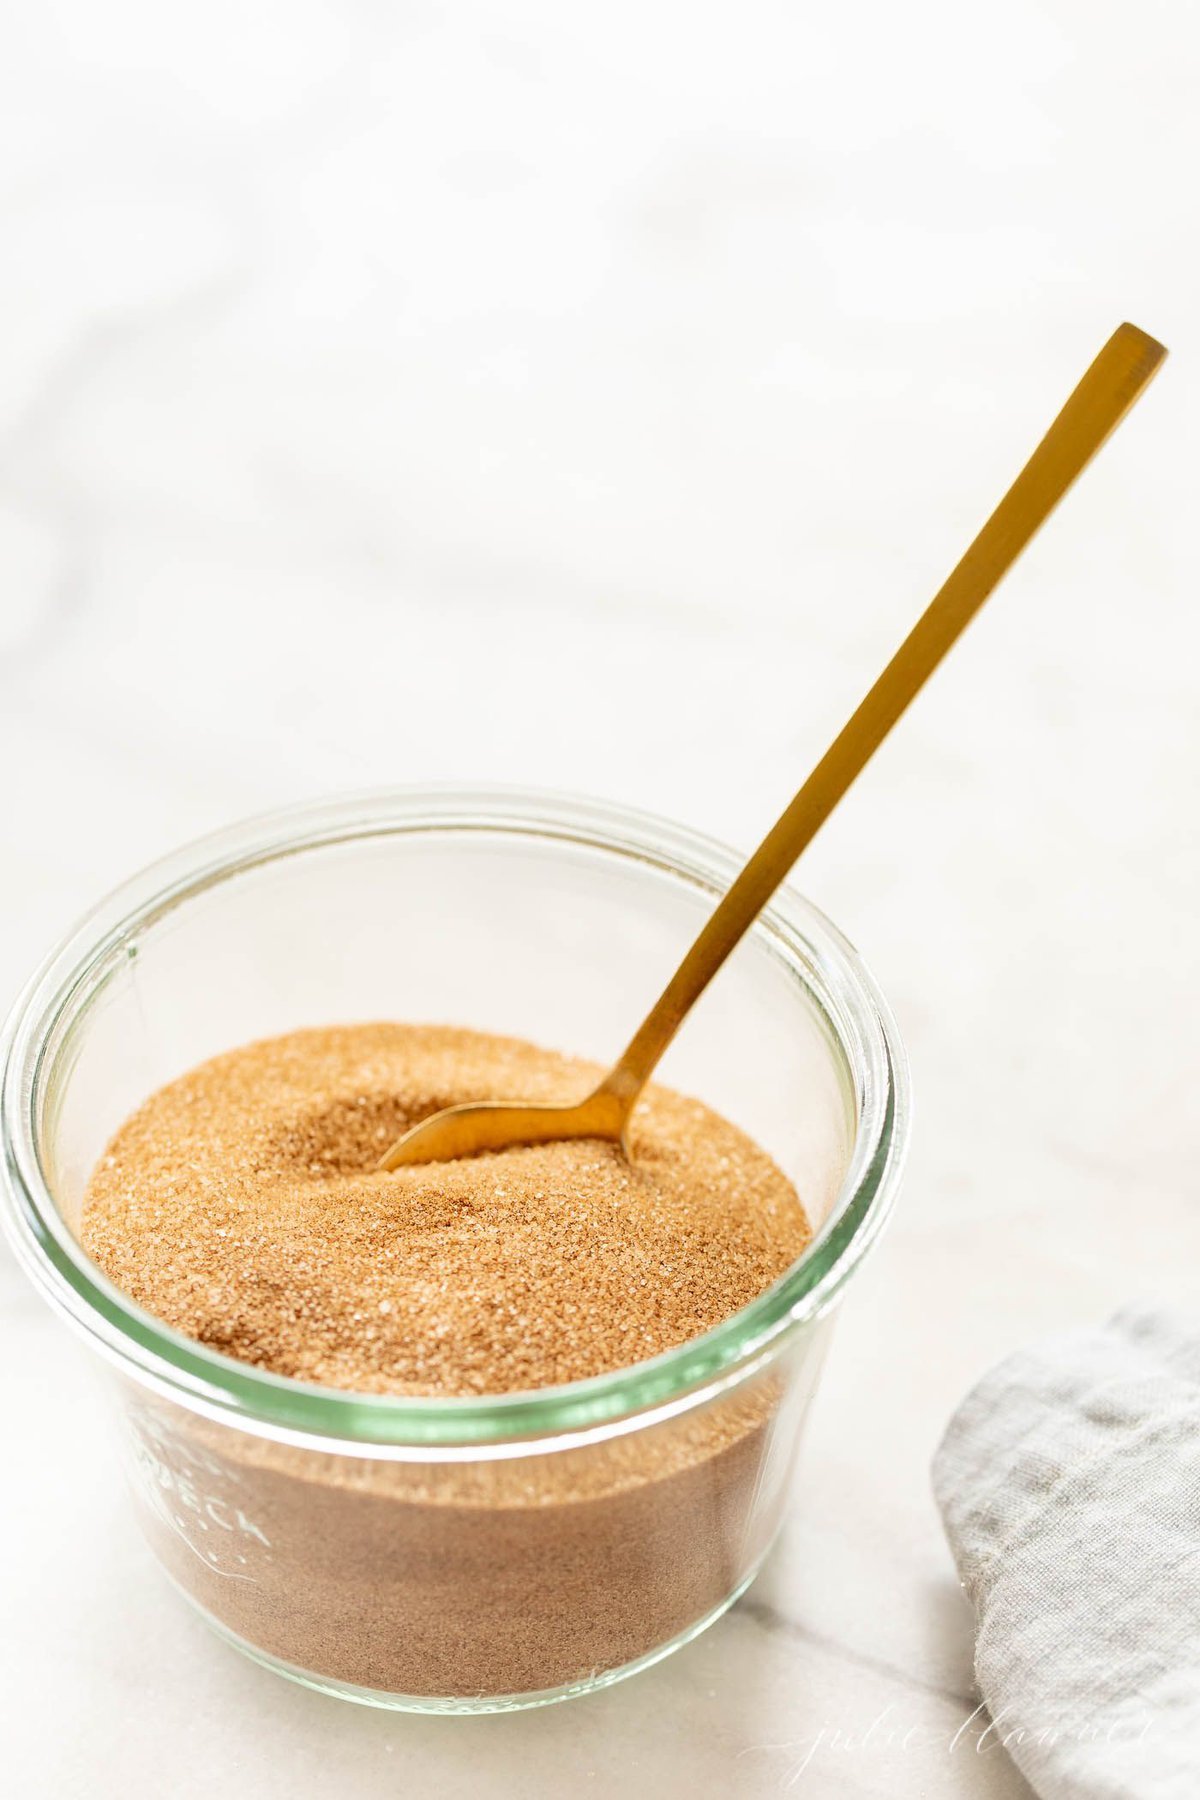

{"left": 81, "top": 1023, "right": 810, "bottom": 1395}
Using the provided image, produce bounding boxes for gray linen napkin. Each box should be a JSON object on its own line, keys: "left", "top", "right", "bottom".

{"left": 933, "top": 1308, "right": 1200, "bottom": 1798}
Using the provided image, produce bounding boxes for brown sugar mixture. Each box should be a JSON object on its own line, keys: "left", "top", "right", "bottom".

{"left": 81, "top": 1024, "right": 817, "bottom": 1702}
{"left": 82, "top": 1023, "right": 810, "bottom": 1395}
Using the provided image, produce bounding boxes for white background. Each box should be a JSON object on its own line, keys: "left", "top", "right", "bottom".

{"left": 1, "top": 4, "right": 1196, "bottom": 1795}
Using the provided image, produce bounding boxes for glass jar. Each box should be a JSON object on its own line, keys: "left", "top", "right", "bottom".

{"left": 0, "top": 788, "right": 909, "bottom": 1712}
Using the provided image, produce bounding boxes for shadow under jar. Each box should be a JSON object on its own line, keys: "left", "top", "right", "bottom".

{"left": 0, "top": 788, "right": 909, "bottom": 1712}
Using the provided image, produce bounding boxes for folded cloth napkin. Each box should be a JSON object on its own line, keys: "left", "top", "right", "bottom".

{"left": 933, "top": 1308, "right": 1200, "bottom": 1799}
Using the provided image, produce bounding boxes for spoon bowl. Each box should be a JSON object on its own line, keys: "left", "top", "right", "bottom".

{"left": 380, "top": 1088, "right": 628, "bottom": 1169}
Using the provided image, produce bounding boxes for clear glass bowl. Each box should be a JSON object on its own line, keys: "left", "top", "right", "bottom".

{"left": 0, "top": 788, "right": 909, "bottom": 1711}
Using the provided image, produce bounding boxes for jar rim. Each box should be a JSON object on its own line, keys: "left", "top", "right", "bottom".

{"left": 0, "top": 785, "right": 910, "bottom": 1451}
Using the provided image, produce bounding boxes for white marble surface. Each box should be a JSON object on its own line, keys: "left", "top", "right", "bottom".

{"left": 1, "top": 4, "right": 1197, "bottom": 1795}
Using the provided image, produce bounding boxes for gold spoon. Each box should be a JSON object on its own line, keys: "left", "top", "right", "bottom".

{"left": 380, "top": 322, "right": 1165, "bottom": 1171}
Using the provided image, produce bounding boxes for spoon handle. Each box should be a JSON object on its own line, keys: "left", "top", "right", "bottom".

{"left": 600, "top": 323, "right": 1166, "bottom": 1110}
